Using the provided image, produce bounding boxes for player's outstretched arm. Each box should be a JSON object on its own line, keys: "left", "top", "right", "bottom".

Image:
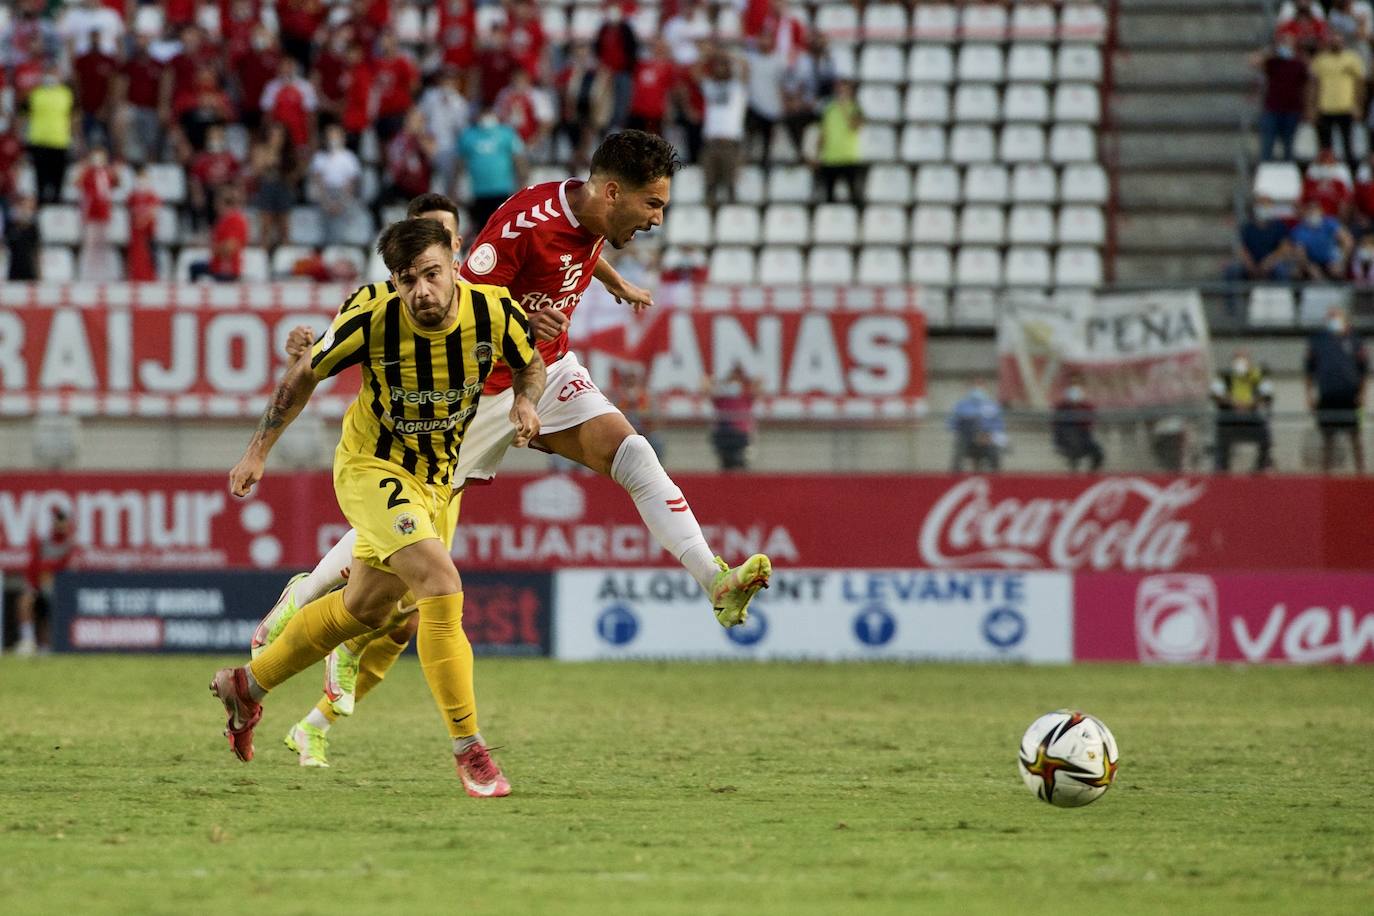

{"left": 229, "top": 358, "right": 319, "bottom": 497}
{"left": 284, "top": 325, "right": 315, "bottom": 363}
{"left": 594, "top": 256, "right": 654, "bottom": 312}
{"left": 508, "top": 349, "right": 546, "bottom": 448}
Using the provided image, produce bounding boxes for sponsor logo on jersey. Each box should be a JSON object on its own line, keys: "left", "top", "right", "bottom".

{"left": 466, "top": 242, "right": 497, "bottom": 275}
{"left": 389, "top": 407, "right": 475, "bottom": 435}
{"left": 557, "top": 252, "right": 583, "bottom": 293}
{"left": 389, "top": 384, "right": 481, "bottom": 405}
{"left": 519, "top": 290, "right": 584, "bottom": 313}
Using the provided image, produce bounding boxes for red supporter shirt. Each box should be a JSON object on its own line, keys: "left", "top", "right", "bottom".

{"left": 438, "top": 0, "right": 477, "bottom": 68}
{"left": 342, "top": 60, "right": 375, "bottom": 133}
{"left": 219, "top": 0, "right": 261, "bottom": 57}
{"left": 459, "top": 179, "right": 605, "bottom": 393}
{"left": 313, "top": 48, "right": 350, "bottom": 105}
{"left": 386, "top": 131, "right": 431, "bottom": 197}
{"left": 164, "top": 0, "right": 197, "bottom": 27}
{"left": 231, "top": 49, "right": 282, "bottom": 116}
{"left": 363, "top": 0, "right": 392, "bottom": 30}
{"left": 191, "top": 150, "right": 240, "bottom": 189}
{"left": 167, "top": 52, "right": 201, "bottom": 115}
{"left": 1276, "top": 16, "right": 1330, "bottom": 49}
{"left": 79, "top": 164, "right": 116, "bottom": 222}
{"left": 269, "top": 81, "right": 311, "bottom": 147}
{"left": 631, "top": 59, "right": 675, "bottom": 120}
{"left": 499, "top": 89, "right": 541, "bottom": 143}
{"left": 11, "top": 59, "right": 42, "bottom": 106}
{"left": 0, "top": 132, "right": 25, "bottom": 197}
{"left": 210, "top": 208, "right": 250, "bottom": 277}
{"left": 596, "top": 23, "right": 633, "bottom": 73}
{"left": 123, "top": 54, "right": 163, "bottom": 108}
{"left": 509, "top": 16, "right": 546, "bottom": 75}
{"left": 277, "top": 0, "right": 327, "bottom": 40}
{"left": 74, "top": 50, "right": 118, "bottom": 113}
{"left": 1302, "top": 170, "right": 1353, "bottom": 217}
{"left": 25, "top": 530, "right": 75, "bottom": 590}
{"left": 373, "top": 53, "right": 418, "bottom": 117}
{"left": 476, "top": 47, "right": 518, "bottom": 107}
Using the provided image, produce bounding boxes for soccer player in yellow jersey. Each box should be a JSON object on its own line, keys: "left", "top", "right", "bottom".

{"left": 210, "top": 217, "right": 545, "bottom": 797}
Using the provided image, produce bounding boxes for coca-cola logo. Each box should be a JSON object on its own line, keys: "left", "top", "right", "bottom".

{"left": 918, "top": 477, "right": 1205, "bottom": 571}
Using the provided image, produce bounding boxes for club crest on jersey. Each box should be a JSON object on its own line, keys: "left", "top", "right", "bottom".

{"left": 393, "top": 512, "right": 419, "bottom": 536}
{"left": 466, "top": 242, "right": 497, "bottom": 276}
{"left": 558, "top": 252, "right": 583, "bottom": 293}
{"left": 472, "top": 342, "right": 495, "bottom": 365}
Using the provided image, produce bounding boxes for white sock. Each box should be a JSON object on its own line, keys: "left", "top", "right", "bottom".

{"left": 610, "top": 435, "right": 720, "bottom": 594}
{"left": 18, "top": 621, "right": 36, "bottom": 644}
{"left": 292, "top": 528, "right": 358, "bottom": 607}
{"left": 454, "top": 732, "right": 484, "bottom": 754}
{"left": 305, "top": 708, "right": 332, "bottom": 732}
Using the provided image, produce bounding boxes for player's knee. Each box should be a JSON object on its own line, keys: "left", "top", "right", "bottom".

{"left": 394, "top": 612, "right": 420, "bottom": 643}
{"left": 610, "top": 434, "right": 664, "bottom": 491}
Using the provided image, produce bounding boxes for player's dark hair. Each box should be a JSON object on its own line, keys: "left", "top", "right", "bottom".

{"left": 589, "top": 130, "right": 681, "bottom": 188}
{"left": 377, "top": 218, "right": 452, "bottom": 273}
{"left": 406, "top": 192, "right": 461, "bottom": 231}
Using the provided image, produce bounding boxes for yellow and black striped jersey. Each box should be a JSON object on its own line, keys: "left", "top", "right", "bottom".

{"left": 310, "top": 279, "right": 536, "bottom": 488}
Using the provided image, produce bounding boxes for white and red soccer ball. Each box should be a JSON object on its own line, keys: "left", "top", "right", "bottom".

{"left": 1018, "top": 710, "right": 1120, "bottom": 808}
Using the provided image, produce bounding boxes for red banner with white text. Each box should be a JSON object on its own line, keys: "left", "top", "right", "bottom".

{"left": 4, "top": 473, "right": 1374, "bottom": 574}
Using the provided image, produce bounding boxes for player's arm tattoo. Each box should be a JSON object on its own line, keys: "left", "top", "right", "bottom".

{"left": 246, "top": 358, "right": 319, "bottom": 455}
{"left": 511, "top": 349, "right": 546, "bottom": 405}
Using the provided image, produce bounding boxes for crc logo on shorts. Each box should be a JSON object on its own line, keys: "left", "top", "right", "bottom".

{"left": 1135, "top": 574, "right": 1219, "bottom": 663}
{"left": 393, "top": 512, "right": 419, "bottom": 537}
{"left": 557, "top": 375, "right": 598, "bottom": 402}
{"left": 466, "top": 242, "right": 497, "bottom": 276}
{"left": 472, "top": 342, "right": 494, "bottom": 366}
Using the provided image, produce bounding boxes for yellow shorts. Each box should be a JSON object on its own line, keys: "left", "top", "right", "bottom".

{"left": 333, "top": 451, "right": 462, "bottom": 571}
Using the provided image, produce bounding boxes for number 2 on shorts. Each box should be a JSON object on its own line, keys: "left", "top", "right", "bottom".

{"left": 379, "top": 476, "right": 410, "bottom": 509}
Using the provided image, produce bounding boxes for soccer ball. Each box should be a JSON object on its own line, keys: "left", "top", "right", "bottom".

{"left": 1017, "top": 710, "right": 1120, "bottom": 808}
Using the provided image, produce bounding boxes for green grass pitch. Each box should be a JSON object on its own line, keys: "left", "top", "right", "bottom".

{"left": 1, "top": 657, "right": 1372, "bottom": 915}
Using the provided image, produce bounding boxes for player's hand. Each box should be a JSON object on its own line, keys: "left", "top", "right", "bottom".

{"left": 228, "top": 454, "right": 266, "bottom": 498}
{"left": 609, "top": 279, "right": 654, "bottom": 313}
{"left": 285, "top": 325, "right": 314, "bottom": 362}
{"left": 509, "top": 396, "right": 540, "bottom": 448}
{"left": 529, "top": 308, "right": 569, "bottom": 342}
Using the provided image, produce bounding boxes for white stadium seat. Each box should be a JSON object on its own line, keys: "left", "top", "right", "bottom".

{"left": 666, "top": 204, "right": 711, "bottom": 246}
{"left": 714, "top": 6, "right": 741, "bottom": 40}
{"left": 1248, "top": 287, "right": 1297, "bottom": 327}
{"left": 916, "top": 164, "right": 961, "bottom": 204}
{"left": 857, "top": 247, "right": 907, "bottom": 285}
{"left": 959, "top": 205, "right": 1006, "bottom": 245}
{"left": 859, "top": 44, "right": 906, "bottom": 83}
{"left": 912, "top": 4, "right": 958, "bottom": 41}
{"left": 395, "top": 4, "right": 424, "bottom": 42}
{"left": 1054, "top": 247, "right": 1104, "bottom": 287}
{"left": 323, "top": 244, "right": 368, "bottom": 278}
{"left": 1058, "top": 45, "right": 1103, "bottom": 82}
{"left": 961, "top": 4, "right": 1008, "bottom": 41}
{"left": 271, "top": 244, "right": 314, "bottom": 278}
{"left": 1011, "top": 4, "right": 1058, "bottom": 41}
{"left": 1004, "top": 84, "right": 1050, "bottom": 123}
{"left": 106, "top": 207, "right": 130, "bottom": 245}
{"left": 541, "top": 5, "right": 568, "bottom": 43}
{"left": 1000, "top": 125, "right": 1046, "bottom": 163}
{"left": 830, "top": 43, "right": 858, "bottom": 80}
{"left": 957, "top": 44, "right": 1003, "bottom": 83}
{"left": 40, "top": 246, "right": 76, "bottom": 279}
{"left": 673, "top": 166, "right": 705, "bottom": 205}
{"left": 908, "top": 45, "right": 954, "bottom": 83}
{"left": 905, "top": 85, "right": 951, "bottom": 122}
{"left": 1004, "top": 247, "right": 1053, "bottom": 287}
{"left": 951, "top": 289, "right": 998, "bottom": 327}
{"left": 858, "top": 85, "right": 902, "bottom": 123}
{"left": 175, "top": 245, "right": 209, "bottom": 281}
{"left": 145, "top": 163, "right": 186, "bottom": 203}
{"left": 954, "top": 84, "right": 1000, "bottom": 122}
{"left": 956, "top": 247, "right": 1003, "bottom": 286}
{"left": 1013, "top": 164, "right": 1059, "bottom": 203}
{"left": 713, "top": 204, "right": 762, "bottom": 245}
{"left": 240, "top": 247, "right": 270, "bottom": 282}
{"left": 862, "top": 3, "right": 909, "bottom": 41}
{"left": 155, "top": 205, "right": 178, "bottom": 244}
{"left": 38, "top": 205, "right": 80, "bottom": 245}
{"left": 708, "top": 246, "right": 756, "bottom": 284}
{"left": 866, "top": 164, "right": 913, "bottom": 204}
{"left": 812, "top": 204, "right": 860, "bottom": 245}
{"left": 861, "top": 125, "right": 900, "bottom": 161}
{"left": 1061, "top": 163, "right": 1109, "bottom": 203}
{"left": 950, "top": 125, "right": 996, "bottom": 163}
{"left": 815, "top": 5, "right": 861, "bottom": 42}
{"left": 1054, "top": 84, "right": 1101, "bottom": 123}
{"left": 1008, "top": 205, "right": 1055, "bottom": 244}
{"left": 806, "top": 246, "right": 855, "bottom": 286}
{"left": 288, "top": 207, "right": 325, "bottom": 246}
{"left": 962, "top": 164, "right": 1010, "bottom": 203}
{"left": 902, "top": 125, "right": 948, "bottom": 163}
{"left": 1008, "top": 44, "right": 1054, "bottom": 82}
{"left": 912, "top": 205, "right": 957, "bottom": 244}
{"left": 736, "top": 165, "right": 766, "bottom": 204}
{"left": 767, "top": 165, "right": 815, "bottom": 203}
{"left": 910, "top": 246, "right": 953, "bottom": 286}
{"left": 1060, "top": 4, "right": 1108, "bottom": 43}
{"left": 630, "top": 7, "right": 658, "bottom": 39}
{"left": 758, "top": 246, "right": 806, "bottom": 285}
{"left": 862, "top": 205, "right": 909, "bottom": 245}
{"left": 1057, "top": 206, "right": 1106, "bottom": 246}
{"left": 1050, "top": 125, "right": 1097, "bottom": 163}
{"left": 763, "top": 204, "right": 811, "bottom": 245}
{"left": 1253, "top": 162, "right": 1302, "bottom": 205}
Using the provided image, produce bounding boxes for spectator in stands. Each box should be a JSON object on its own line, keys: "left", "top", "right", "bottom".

{"left": 507, "top": 0, "right": 548, "bottom": 79}
{"left": 76, "top": 146, "right": 119, "bottom": 281}
{"left": 495, "top": 69, "right": 554, "bottom": 153}
{"left": 308, "top": 123, "right": 363, "bottom": 246}
{"left": 1302, "top": 147, "right": 1355, "bottom": 218}
{"left": 475, "top": 31, "right": 520, "bottom": 111}
{"left": 126, "top": 164, "right": 161, "bottom": 282}
{"left": 261, "top": 55, "right": 319, "bottom": 151}
{"left": 419, "top": 68, "right": 472, "bottom": 199}
{"left": 221, "top": 0, "right": 263, "bottom": 60}
{"left": 456, "top": 107, "right": 525, "bottom": 236}
{"left": 744, "top": 32, "right": 786, "bottom": 165}
{"left": 1351, "top": 231, "right": 1374, "bottom": 284}
{"left": 782, "top": 34, "right": 837, "bottom": 160}
{"left": 815, "top": 79, "right": 865, "bottom": 204}
{"left": 1, "top": 3, "right": 60, "bottom": 72}
{"left": 0, "top": 117, "right": 25, "bottom": 206}
{"left": 26, "top": 59, "right": 75, "bottom": 205}
{"left": 382, "top": 109, "right": 435, "bottom": 208}
{"left": 673, "top": 55, "right": 707, "bottom": 164}
{"left": 276, "top": 0, "right": 327, "bottom": 71}
{"left": 12, "top": 506, "right": 77, "bottom": 656}
{"left": 312, "top": 25, "right": 354, "bottom": 128}
{"left": 231, "top": 24, "right": 284, "bottom": 134}
{"left": 1277, "top": 0, "right": 1332, "bottom": 54}
{"left": 706, "top": 367, "right": 759, "bottom": 471}
{"left": 436, "top": 0, "right": 478, "bottom": 87}
{"left": 949, "top": 379, "right": 1007, "bottom": 473}
{"left": 1291, "top": 198, "right": 1354, "bottom": 279}
{"left": 4, "top": 193, "right": 40, "bottom": 281}
{"left": 1051, "top": 376, "right": 1104, "bottom": 472}
{"left": 372, "top": 30, "right": 420, "bottom": 145}
{"left": 1309, "top": 32, "right": 1365, "bottom": 169}
{"left": 1305, "top": 306, "right": 1368, "bottom": 472}
{"left": 1251, "top": 33, "right": 1309, "bottom": 162}
{"left": 72, "top": 29, "right": 117, "bottom": 151}
{"left": 663, "top": 0, "right": 712, "bottom": 68}
{"left": 338, "top": 39, "right": 375, "bottom": 153}
{"left": 248, "top": 123, "right": 300, "bottom": 253}
{"left": 743, "top": 0, "right": 808, "bottom": 64}
{"left": 699, "top": 51, "right": 747, "bottom": 206}
{"left": 1327, "top": 0, "right": 1372, "bottom": 67}
{"left": 56, "top": 0, "right": 123, "bottom": 57}
{"left": 189, "top": 125, "right": 241, "bottom": 233}
{"left": 554, "top": 42, "right": 609, "bottom": 171}
{"left": 115, "top": 31, "right": 165, "bottom": 164}
{"left": 628, "top": 38, "right": 676, "bottom": 137}
{"left": 1212, "top": 349, "right": 1275, "bottom": 473}
{"left": 191, "top": 184, "right": 250, "bottom": 282}
{"left": 595, "top": 3, "right": 640, "bottom": 131}
{"left": 175, "top": 65, "right": 236, "bottom": 161}
{"left": 1226, "top": 196, "right": 1299, "bottom": 285}
{"left": 1351, "top": 151, "right": 1374, "bottom": 227}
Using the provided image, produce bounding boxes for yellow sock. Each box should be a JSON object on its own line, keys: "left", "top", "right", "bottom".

{"left": 248, "top": 589, "right": 370, "bottom": 691}
{"left": 342, "top": 601, "right": 413, "bottom": 655}
{"left": 416, "top": 593, "right": 477, "bottom": 738}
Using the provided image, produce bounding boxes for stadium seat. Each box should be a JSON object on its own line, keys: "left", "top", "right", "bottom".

{"left": 323, "top": 244, "right": 368, "bottom": 278}
{"left": 1004, "top": 247, "right": 1053, "bottom": 287}
{"left": 910, "top": 246, "right": 953, "bottom": 286}
{"left": 1011, "top": 4, "right": 1058, "bottom": 40}
{"left": 109, "top": 162, "right": 134, "bottom": 203}
{"left": 1058, "top": 206, "right": 1106, "bottom": 246}
{"left": 1000, "top": 126, "right": 1046, "bottom": 163}
{"left": 337, "top": 208, "right": 376, "bottom": 246}
{"left": 630, "top": 5, "right": 658, "bottom": 38}
{"left": 812, "top": 204, "right": 860, "bottom": 245}
{"left": 155, "top": 206, "right": 179, "bottom": 244}
{"left": 40, "top": 245, "right": 75, "bottom": 279}
{"left": 904, "top": 85, "right": 951, "bottom": 122}
{"left": 708, "top": 246, "right": 755, "bottom": 284}
{"left": 957, "top": 44, "right": 1003, "bottom": 82}
{"left": 145, "top": 163, "right": 186, "bottom": 204}
{"left": 106, "top": 207, "right": 130, "bottom": 245}
{"left": 1293, "top": 123, "right": 1320, "bottom": 161}
{"left": 758, "top": 246, "right": 806, "bottom": 285}
{"left": 133, "top": 3, "right": 164, "bottom": 36}
{"left": 1061, "top": 163, "right": 1109, "bottom": 203}
{"left": 713, "top": 205, "right": 762, "bottom": 245}
{"left": 736, "top": 165, "right": 766, "bottom": 204}
{"left": 862, "top": 205, "right": 909, "bottom": 245}
{"left": 962, "top": 164, "right": 1010, "bottom": 203}
{"left": 861, "top": 125, "right": 900, "bottom": 161}
{"left": 830, "top": 43, "right": 858, "bottom": 80}
{"left": 912, "top": 4, "right": 958, "bottom": 41}
{"left": 858, "top": 85, "right": 902, "bottom": 123}
{"left": 763, "top": 204, "right": 811, "bottom": 245}
{"left": 1008, "top": 205, "right": 1056, "bottom": 244}
{"left": 1050, "top": 125, "right": 1097, "bottom": 163}
{"left": 1252, "top": 162, "right": 1302, "bottom": 205}
{"left": 271, "top": 245, "right": 314, "bottom": 279}
{"left": 955, "top": 247, "right": 1003, "bottom": 286}
{"left": 1054, "top": 84, "right": 1101, "bottom": 123}
{"left": 865, "top": 164, "right": 913, "bottom": 204}
{"left": 815, "top": 4, "right": 861, "bottom": 42}
{"left": 540, "top": 5, "right": 569, "bottom": 42}
{"left": 915, "top": 164, "right": 961, "bottom": 204}
{"left": 240, "top": 247, "right": 270, "bottom": 282}
{"left": 766, "top": 165, "right": 814, "bottom": 203}
{"left": 1247, "top": 287, "right": 1297, "bottom": 327}
{"left": 954, "top": 84, "right": 1000, "bottom": 122}
{"left": 908, "top": 45, "right": 954, "bottom": 83}
{"left": 1060, "top": 4, "right": 1108, "bottom": 43}
{"left": 366, "top": 248, "right": 387, "bottom": 279}
{"left": 951, "top": 289, "right": 999, "bottom": 326}
{"left": 38, "top": 205, "right": 80, "bottom": 245}
{"left": 673, "top": 166, "right": 705, "bottom": 205}
{"left": 666, "top": 205, "right": 711, "bottom": 246}
{"left": 1054, "top": 247, "right": 1103, "bottom": 287}
{"left": 569, "top": 6, "right": 601, "bottom": 40}
{"left": 358, "top": 129, "right": 380, "bottom": 165}
{"left": 1057, "top": 44, "right": 1103, "bottom": 82}
{"left": 1004, "top": 84, "right": 1050, "bottom": 123}
{"left": 950, "top": 125, "right": 996, "bottom": 163}
{"left": 174, "top": 246, "right": 209, "bottom": 281}
{"left": 715, "top": 6, "right": 741, "bottom": 40}
{"left": 807, "top": 246, "right": 855, "bottom": 286}
{"left": 857, "top": 248, "right": 907, "bottom": 285}
{"left": 862, "top": 3, "right": 909, "bottom": 41}
{"left": 859, "top": 44, "right": 906, "bottom": 83}
{"left": 901, "top": 125, "right": 947, "bottom": 163}
{"left": 960, "top": 4, "right": 1008, "bottom": 41}
{"left": 959, "top": 205, "right": 1006, "bottom": 245}
{"left": 1008, "top": 44, "right": 1054, "bottom": 82}
{"left": 1012, "top": 164, "right": 1059, "bottom": 203}
{"left": 911, "top": 205, "right": 957, "bottom": 244}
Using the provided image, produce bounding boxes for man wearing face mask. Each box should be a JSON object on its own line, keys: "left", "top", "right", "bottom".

{"left": 949, "top": 379, "right": 1007, "bottom": 473}
{"left": 1252, "top": 34, "right": 1309, "bottom": 162}
{"left": 1212, "top": 350, "right": 1275, "bottom": 473}
{"left": 1051, "top": 376, "right": 1104, "bottom": 472}
{"left": 1291, "top": 199, "right": 1354, "bottom": 279}
{"left": 1305, "top": 307, "right": 1369, "bottom": 472}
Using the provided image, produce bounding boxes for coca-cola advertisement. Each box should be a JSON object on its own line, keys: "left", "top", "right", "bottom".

{"left": 1075, "top": 572, "right": 1374, "bottom": 664}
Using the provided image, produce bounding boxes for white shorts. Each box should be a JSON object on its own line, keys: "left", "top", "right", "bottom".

{"left": 453, "top": 350, "right": 621, "bottom": 486}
